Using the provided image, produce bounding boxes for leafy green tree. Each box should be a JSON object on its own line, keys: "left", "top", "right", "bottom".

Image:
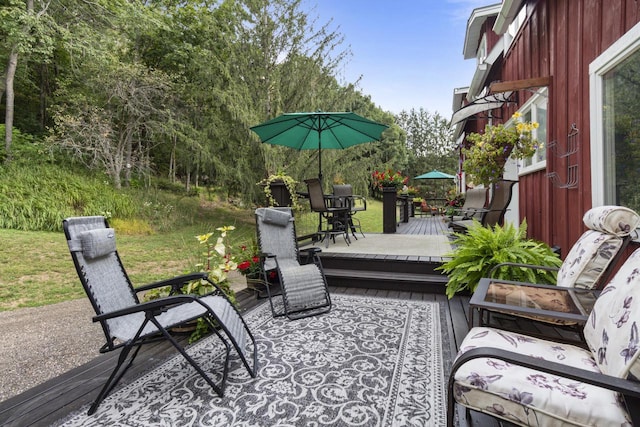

{"left": 0, "top": 0, "right": 56, "bottom": 163}
{"left": 395, "top": 108, "right": 457, "bottom": 181}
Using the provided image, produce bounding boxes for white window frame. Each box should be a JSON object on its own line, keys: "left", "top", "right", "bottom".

{"left": 504, "top": 4, "right": 527, "bottom": 52}
{"left": 589, "top": 21, "right": 640, "bottom": 206}
{"left": 511, "top": 88, "right": 548, "bottom": 176}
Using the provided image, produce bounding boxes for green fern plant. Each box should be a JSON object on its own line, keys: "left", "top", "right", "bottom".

{"left": 438, "top": 219, "right": 562, "bottom": 298}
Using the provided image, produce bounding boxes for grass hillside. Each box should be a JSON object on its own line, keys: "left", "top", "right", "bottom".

{"left": 0, "top": 155, "right": 384, "bottom": 311}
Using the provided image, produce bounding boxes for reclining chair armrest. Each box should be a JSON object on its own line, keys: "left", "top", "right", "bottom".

{"left": 93, "top": 294, "right": 202, "bottom": 322}
{"left": 258, "top": 251, "right": 276, "bottom": 259}
{"left": 300, "top": 246, "right": 322, "bottom": 264}
{"left": 135, "top": 272, "right": 209, "bottom": 294}
{"left": 489, "top": 262, "right": 560, "bottom": 278}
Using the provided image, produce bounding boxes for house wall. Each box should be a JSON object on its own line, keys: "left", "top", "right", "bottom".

{"left": 500, "top": 0, "right": 640, "bottom": 254}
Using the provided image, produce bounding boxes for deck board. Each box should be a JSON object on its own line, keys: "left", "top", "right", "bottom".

{"left": 0, "top": 215, "right": 566, "bottom": 426}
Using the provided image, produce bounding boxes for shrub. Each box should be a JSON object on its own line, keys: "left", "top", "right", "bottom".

{"left": 438, "top": 219, "right": 562, "bottom": 298}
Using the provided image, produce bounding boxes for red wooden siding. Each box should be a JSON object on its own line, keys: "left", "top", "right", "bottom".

{"left": 498, "top": 0, "right": 640, "bottom": 254}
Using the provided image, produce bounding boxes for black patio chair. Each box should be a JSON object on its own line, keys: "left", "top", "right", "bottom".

{"left": 63, "top": 216, "right": 257, "bottom": 415}
{"left": 332, "top": 183, "right": 367, "bottom": 239}
{"left": 255, "top": 207, "right": 331, "bottom": 320}
{"left": 305, "top": 178, "right": 351, "bottom": 247}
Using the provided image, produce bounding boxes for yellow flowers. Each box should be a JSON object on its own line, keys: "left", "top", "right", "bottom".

{"left": 195, "top": 225, "right": 238, "bottom": 287}
{"left": 196, "top": 232, "right": 214, "bottom": 243}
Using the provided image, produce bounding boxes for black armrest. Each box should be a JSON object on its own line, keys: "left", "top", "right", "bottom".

{"left": 489, "top": 262, "right": 560, "bottom": 278}
{"left": 135, "top": 272, "right": 208, "bottom": 293}
{"left": 451, "top": 346, "right": 640, "bottom": 398}
{"left": 93, "top": 294, "right": 203, "bottom": 322}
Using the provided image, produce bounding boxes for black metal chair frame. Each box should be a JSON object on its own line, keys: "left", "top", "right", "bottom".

{"left": 305, "top": 178, "right": 351, "bottom": 247}
{"left": 254, "top": 207, "right": 332, "bottom": 320}
{"left": 332, "top": 183, "right": 367, "bottom": 239}
{"left": 63, "top": 216, "right": 257, "bottom": 415}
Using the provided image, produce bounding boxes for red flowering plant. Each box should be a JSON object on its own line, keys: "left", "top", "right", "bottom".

{"left": 372, "top": 169, "right": 409, "bottom": 189}
{"left": 237, "top": 243, "right": 262, "bottom": 278}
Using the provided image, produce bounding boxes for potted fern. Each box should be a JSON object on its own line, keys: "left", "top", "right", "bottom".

{"left": 438, "top": 219, "right": 562, "bottom": 298}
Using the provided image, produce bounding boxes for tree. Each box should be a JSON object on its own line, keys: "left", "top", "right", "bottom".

{"left": 0, "top": 0, "right": 56, "bottom": 163}
{"left": 395, "top": 108, "right": 457, "bottom": 180}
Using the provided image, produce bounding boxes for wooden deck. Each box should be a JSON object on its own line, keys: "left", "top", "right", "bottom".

{"left": 0, "top": 215, "right": 570, "bottom": 426}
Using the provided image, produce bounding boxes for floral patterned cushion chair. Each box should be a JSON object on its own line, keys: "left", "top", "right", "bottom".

{"left": 448, "top": 247, "right": 640, "bottom": 426}
{"left": 480, "top": 206, "right": 640, "bottom": 327}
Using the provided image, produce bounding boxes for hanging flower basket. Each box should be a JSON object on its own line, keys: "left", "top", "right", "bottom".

{"left": 463, "top": 113, "right": 539, "bottom": 186}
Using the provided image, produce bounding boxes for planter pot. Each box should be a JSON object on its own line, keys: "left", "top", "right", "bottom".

{"left": 245, "top": 276, "right": 263, "bottom": 291}
{"left": 382, "top": 186, "right": 398, "bottom": 233}
{"left": 268, "top": 181, "right": 293, "bottom": 207}
{"left": 171, "top": 320, "right": 198, "bottom": 334}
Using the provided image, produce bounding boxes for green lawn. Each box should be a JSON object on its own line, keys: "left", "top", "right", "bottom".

{"left": 0, "top": 199, "right": 384, "bottom": 311}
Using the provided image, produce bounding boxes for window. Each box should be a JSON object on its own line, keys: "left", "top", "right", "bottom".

{"left": 477, "top": 34, "right": 487, "bottom": 66}
{"left": 504, "top": 4, "right": 527, "bottom": 51}
{"left": 590, "top": 21, "right": 640, "bottom": 213}
{"left": 515, "top": 88, "right": 548, "bottom": 174}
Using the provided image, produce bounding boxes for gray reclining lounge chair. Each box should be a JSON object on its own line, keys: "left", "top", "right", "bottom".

{"left": 64, "top": 216, "right": 257, "bottom": 415}
{"left": 255, "top": 207, "right": 331, "bottom": 320}
{"left": 446, "top": 187, "right": 488, "bottom": 222}
{"left": 450, "top": 180, "right": 517, "bottom": 232}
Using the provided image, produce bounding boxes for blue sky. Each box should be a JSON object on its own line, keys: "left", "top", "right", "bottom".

{"left": 303, "top": 0, "right": 491, "bottom": 117}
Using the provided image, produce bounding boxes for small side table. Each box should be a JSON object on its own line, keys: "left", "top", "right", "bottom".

{"left": 469, "top": 278, "right": 599, "bottom": 332}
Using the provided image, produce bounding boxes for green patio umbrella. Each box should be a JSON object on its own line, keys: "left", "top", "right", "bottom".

{"left": 250, "top": 111, "right": 388, "bottom": 180}
{"left": 414, "top": 170, "right": 456, "bottom": 199}
{"left": 414, "top": 170, "right": 456, "bottom": 180}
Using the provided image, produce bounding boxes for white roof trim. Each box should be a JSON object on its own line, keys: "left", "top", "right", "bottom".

{"left": 493, "top": 0, "right": 524, "bottom": 34}
{"left": 463, "top": 3, "right": 502, "bottom": 59}
{"left": 452, "top": 86, "right": 469, "bottom": 112}
{"left": 467, "top": 37, "right": 504, "bottom": 100}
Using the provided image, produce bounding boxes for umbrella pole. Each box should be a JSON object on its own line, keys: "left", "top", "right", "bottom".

{"left": 318, "top": 130, "right": 322, "bottom": 181}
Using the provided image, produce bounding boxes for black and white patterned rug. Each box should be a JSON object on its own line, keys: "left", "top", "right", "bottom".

{"left": 58, "top": 294, "right": 447, "bottom": 426}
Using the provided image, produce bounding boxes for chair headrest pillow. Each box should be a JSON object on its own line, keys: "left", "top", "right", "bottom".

{"left": 262, "top": 208, "right": 293, "bottom": 227}
{"left": 583, "top": 205, "right": 640, "bottom": 236}
{"left": 80, "top": 228, "right": 117, "bottom": 259}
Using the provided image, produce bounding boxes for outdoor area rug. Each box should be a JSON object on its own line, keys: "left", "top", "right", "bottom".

{"left": 57, "top": 294, "right": 447, "bottom": 426}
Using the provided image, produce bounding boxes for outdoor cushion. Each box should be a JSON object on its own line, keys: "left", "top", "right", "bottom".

{"left": 583, "top": 247, "right": 640, "bottom": 379}
{"left": 583, "top": 205, "right": 640, "bottom": 236}
{"left": 556, "top": 206, "right": 640, "bottom": 289}
{"left": 555, "top": 229, "right": 622, "bottom": 289}
{"left": 261, "top": 207, "right": 293, "bottom": 227}
{"left": 80, "top": 228, "right": 116, "bottom": 259}
{"left": 452, "top": 327, "right": 631, "bottom": 426}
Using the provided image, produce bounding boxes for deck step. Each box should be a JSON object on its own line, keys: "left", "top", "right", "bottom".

{"left": 323, "top": 265, "right": 448, "bottom": 294}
